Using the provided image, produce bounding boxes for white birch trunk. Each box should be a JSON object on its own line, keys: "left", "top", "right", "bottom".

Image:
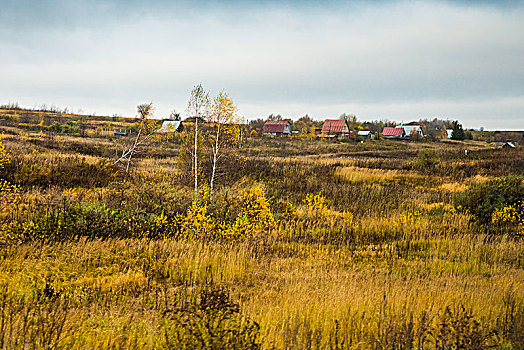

{"left": 114, "top": 127, "right": 142, "bottom": 173}
{"left": 194, "top": 116, "right": 198, "bottom": 193}
{"left": 239, "top": 126, "right": 243, "bottom": 148}
{"left": 125, "top": 127, "right": 141, "bottom": 174}
{"left": 209, "top": 124, "right": 221, "bottom": 199}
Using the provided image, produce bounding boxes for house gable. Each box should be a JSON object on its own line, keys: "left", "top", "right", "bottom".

{"left": 321, "top": 120, "right": 349, "bottom": 134}
{"left": 263, "top": 121, "right": 291, "bottom": 134}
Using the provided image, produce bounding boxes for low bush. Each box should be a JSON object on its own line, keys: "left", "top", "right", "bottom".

{"left": 415, "top": 149, "right": 440, "bottom": 171}
{"left": 455, "top": 175, "right": 524, "bottom": 227}
{"left": 0, "top": 154, "right": 123, "bottom": 188}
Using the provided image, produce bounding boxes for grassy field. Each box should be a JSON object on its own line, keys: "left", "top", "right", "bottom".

{"left": 0, "top": 109, "right": 523, "bottom": 349}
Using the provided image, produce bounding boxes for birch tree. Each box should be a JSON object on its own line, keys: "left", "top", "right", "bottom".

{"left": 208, "top": 91, "right": 239, "bottom": 198}
{"left": 114, "top": 102, "right": 156, "bottom": 174}
{"left": 186, "top": 84, "right": 209, "bottom": 193}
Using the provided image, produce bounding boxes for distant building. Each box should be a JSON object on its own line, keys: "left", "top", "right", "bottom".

{"left": 357, "top": 130, "right": 372, "bottom": 139}
{"left": 321, "top": 120, "right": 350, "bottom": 139}
{"left": 113, "top": 130, "right": 129, "bottom": 137}
{"left": 399, "top": 125, "right": 425, "bottom": 138}
{"left": 502, "top": 142, "right": 516, "bottom": 149}
{"left": 157, "top": 120, "right": 183, "bottom": 133}
{"left": 382, "top": 127, "right": 405, "bottom": 139}
{"left": 262, "top": 120, "right": 292, "bottom": 136}
{"left": 382, "top": 125, "right": 424, "bottom": 139}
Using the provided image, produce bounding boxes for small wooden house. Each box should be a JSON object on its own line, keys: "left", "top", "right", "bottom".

{"left": 357, "top": 130, "right": 372, "bottom": 139}
{"left": 382, "top": 127, "right": 404, "bottom": 139}
{"left": 263, "top": 121, "right": 292, "bottom": 136}
{"left": 382, "top": 125, "right": 424, "bottom": 139}
{"left": 502, "top": 142, "right": 516, "bottom": 149}
{"left": 321, "top": 120, "right": 350, "bottom": 139}
{"left": 157, "top": 120, "right": 184, "bottom": 133}
{"left": 400, "top": 125, "right": 425, "bottom": 138}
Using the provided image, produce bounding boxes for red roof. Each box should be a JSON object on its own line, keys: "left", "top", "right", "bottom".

{"left": 382, "top": 127, "right": 403, "bottom": 136}
{"left": 404, "top": 121, "right": 425, "bottom": 126}
{"left": 321, "top": 120, "right": 347, "bottom": 134}
{"left": 263, "top": 121, "right": 289, "bottom": 133}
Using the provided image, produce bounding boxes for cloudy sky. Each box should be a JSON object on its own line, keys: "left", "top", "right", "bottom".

{"left": 1, "top": 0, "right": 523, "bottom": 129}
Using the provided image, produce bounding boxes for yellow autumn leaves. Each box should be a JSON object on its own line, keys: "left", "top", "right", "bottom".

{"left": 144, "top": 185, "right": 275, "bottom": 240}
{"left": 492, "top": 204, "right": 524, "bottom": 237}
{"left": 0, "top": 137, "right": 19, "bottom": 204}
{"left": 0, "top": 137, "right": 10, "bottom": 169}
{"left": 0, "top": 137, "right": 21, "bottom": 244}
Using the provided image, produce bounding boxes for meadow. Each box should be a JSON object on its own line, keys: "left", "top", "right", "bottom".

{"left": 0, "top": 108, "right": 523, "bottom": 349}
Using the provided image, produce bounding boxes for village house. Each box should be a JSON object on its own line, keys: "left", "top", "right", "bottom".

{"left": 321, "top": 119, "right": 350, "bottom": 139}
{"left": 157, "top": 120, "right": 184, "bottom": 133}
{"left": 399, "top": 125, "right": 425, "bottom": 138}
{"left": 262, "top": 120, "right": 292, "bottom": 136}
{"left": 382, "top": 127, "right": 405, "bottom": 139}
{"left": 503, "top": 142, "right": 516, "bottom": 149}
{"left": 357, "top": 130, "right": 372, "bottom": 139}
{"left": 382, "top": 124, "right": 424, "bottom": 139}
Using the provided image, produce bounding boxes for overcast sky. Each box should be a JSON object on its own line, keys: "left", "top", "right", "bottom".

{"left": 1, "top": 0, "right": 523, "bottom": 130}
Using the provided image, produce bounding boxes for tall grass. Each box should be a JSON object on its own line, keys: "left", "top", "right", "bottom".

{"left": 0, "top": 112, "right": 523, "bottom": 348}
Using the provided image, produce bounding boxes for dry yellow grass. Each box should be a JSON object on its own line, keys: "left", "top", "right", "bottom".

{"left": 1, "top": 234, "right": 521, "bottom": 349}
{"left": 470, "top": 174, "right": 491, "bottom": 183}
{"left": 335, "top": 166, "right": 404, "bottom": 183}
{"left": 439, "top": 182, "right": 468, "bottom": 192}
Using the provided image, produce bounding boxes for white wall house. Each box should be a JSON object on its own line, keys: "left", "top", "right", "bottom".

{"left": 157, "top": 120, "right": 183, "bottom": 133}
{"left": 396, "top": 125, "right": 424, "bottom": 138}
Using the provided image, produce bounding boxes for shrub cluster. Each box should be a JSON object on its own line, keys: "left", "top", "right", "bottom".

{"left": 455, "top": 175, "right": 524, "bottom": 233}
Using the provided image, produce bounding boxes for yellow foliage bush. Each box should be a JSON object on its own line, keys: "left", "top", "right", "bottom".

{"left": 303, "top": 192, "right": 328, "bottom": 217}
{"left": 0, "top": 137, "right": 21, "bottom": 243}
{"left": 491, "top": 205, "right": 523, "bottom": 235}
{"left": 227, "top": 186, "right": 275, "bottom": 238}
{"left": 0, "top": 138, "right": 18, "bottom": 206}
{"left": 0, "top": 137, "right": 10, "bottom": 169}
{"left": 146, "top": 212, "right": 179, "bottom": 239}
{"left": 180, "top": 197, "right": 216, "bottom": 239}
{"left": 0, "top": 179, "right": 19, "bottom": 206}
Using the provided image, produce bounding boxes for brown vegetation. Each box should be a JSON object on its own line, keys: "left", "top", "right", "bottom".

{"left": 0, "top": 108, "right": 523, "bottom": 349}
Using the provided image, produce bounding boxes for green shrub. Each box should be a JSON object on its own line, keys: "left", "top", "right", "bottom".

{"left": 455, "top": 175, "right": 524, "bottom": 225}
{"left": 1, "top": 154, "right": 122, "bottom": 188}
{"left": 415, "top": 149, "right": 440, "bottom": 171}
{"left": 24, "top": 203, "right": 150, "bottom": 240}
{"left": 50, "top": 121, "right": 79, "bottom": 134}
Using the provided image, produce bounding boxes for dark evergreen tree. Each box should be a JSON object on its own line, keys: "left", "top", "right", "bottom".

{"left": 451, "top": 120, "right": 465, "bottom": 140}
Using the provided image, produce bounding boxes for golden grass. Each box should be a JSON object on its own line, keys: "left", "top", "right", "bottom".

{"left": 271, "top": 154, "right": 355, "bottom": 165}
{"left": 439, "top": 182, "right": 468, "bottom": 192}
{"left": 470, "top": 174, "right": 491, "bottom": 183}
{"left": 335, "top": 166, "right": 407, "bottom": 183}
{"left": 1, "top": 234, "right": 522, "bottom": 349}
